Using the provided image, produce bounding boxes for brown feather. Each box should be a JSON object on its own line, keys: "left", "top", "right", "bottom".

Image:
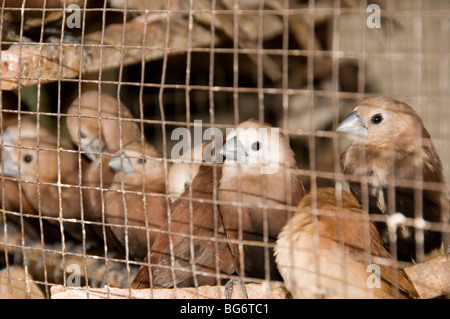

{"left": 275, "top": 187, "right": 419, "bottom": 299}
{"left": 132, "top": 164, "right": 235, "bottom": 289}
{"left": 340, "top": 97, "right": 447, "bottom": 261}
{"left": 105, "top": 141, "right": 168, "bottom": 260}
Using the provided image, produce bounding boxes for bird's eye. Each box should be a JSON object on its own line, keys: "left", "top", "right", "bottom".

{"left": 80, "top": 131, "right": 87, "bottom": 139}
{"left": 23, "top": 154, "right": 33, "bottom": 163}
{"left": 138, "top": 158, "right": 146, "bottom": 165}
{"left": 184, "top": 181, "right": 190, "bottom": 189}
{"left": 371, "top": 113, "right": 383, "bottom": 125}
{"left": 251, "top": 141, "right": 261, "bottom": 151}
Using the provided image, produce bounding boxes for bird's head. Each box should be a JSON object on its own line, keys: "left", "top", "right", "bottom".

{"left": 0, "top": 137, "right": 60, "bottom": 182}
{"left": 220, "top": 119, "right": 295, "bottom": 175}
{"left": 337, "top": 97, "right": 425, "bottom": 149}
{"left": 109, "top": 141, "right": 166, "bottom": 190}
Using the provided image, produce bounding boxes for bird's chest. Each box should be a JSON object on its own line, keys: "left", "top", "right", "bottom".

{"left": 219, "top": 178, "right": 289, "bottom": 239}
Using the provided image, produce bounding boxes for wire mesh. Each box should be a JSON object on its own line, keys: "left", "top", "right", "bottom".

{"left": 0, "top": 0, "right": 448, "bottom": 299}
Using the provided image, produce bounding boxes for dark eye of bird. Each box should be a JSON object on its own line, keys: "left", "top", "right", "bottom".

{"left": 80, "top": 131, "right": 87, "bottom": 139}
{"left": 371, "top": 113, "right": 383, "bottom": 125}
{"left": 251, "top": 141, "right": 261, "bottom": 151}
{"left": 138, "top": 158, "right": 146, "bottom": 164}
{"left": 24, "top": 154, "right": 33, "bottom": 163}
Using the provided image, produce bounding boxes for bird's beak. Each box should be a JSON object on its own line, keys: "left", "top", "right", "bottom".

{"left": 220, "top": 136, "right": 247, "bottom": 163}
{"left": 0, "top": 156, "right": 20, "bottom": 177}
{"left": 108, "top": 153, "right": 134, "bottom": 174}
{"left": 336, "top": 111, "right": 368, "bottom": 138}
{"left": 83, "top": 138, "right": 105, "bottom": 161}
{"left": 2, "top": 131, "right": 15, "bottom": 146}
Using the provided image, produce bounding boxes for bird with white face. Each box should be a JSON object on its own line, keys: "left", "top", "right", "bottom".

{"left": 105, "top": 140, "right": 169, "bottom": 260}
{"left": 219, "top": 119, "right": 305, "bottom": 281}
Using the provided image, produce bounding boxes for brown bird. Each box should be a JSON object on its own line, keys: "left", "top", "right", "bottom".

{"left": 0, "top": 134, "right": 83, "bottom": 241}
{"left": 132, "top": 163, "right": 235, "bottom": 289}
{"left": 275, "top": 187, "right": 419, "bottom": 299}
{"left": 1, "top": 116, "right": 56, "bottom": 217}
{"left": 105, "top": 140, "right": 168, "bottom": 260}
{"left": 66, "top": 90, "right": 141, "bottom": 161}
{"left": 337, "top": 97, "right": 448, "bottom": 262}
{"left": 67, "top": 90, "right": 142, "bottom": 249}
{"left": 218, "top": 119, "right": 305, "bottom": 281}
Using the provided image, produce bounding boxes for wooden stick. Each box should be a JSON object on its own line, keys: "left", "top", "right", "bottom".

{"left": 50, "top": 281, "right": 289, "bottom": 299}
{"left": 404, "top": 255, "right": 450, "bottom": 299}
{"left": 0, "top": 13, "right": 213, "bottom": 90}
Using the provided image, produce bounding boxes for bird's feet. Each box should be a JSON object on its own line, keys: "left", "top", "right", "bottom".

{"left": 224, "top": 279, "right": 248, "bottom": 299}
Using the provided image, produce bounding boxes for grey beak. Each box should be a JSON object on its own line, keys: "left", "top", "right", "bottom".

{"left": 2, "top": 131, "right": 15, "bottom": 146}
{"left": 83, "top": 138, "right": 105, "bottom": 161}
{"left": 0, "top": 156, "right": 20, "bottom": 177}
{"left": 336, "top": 111, "right": 368, "bottom": 138}
{"left": 108, "top": 154, "right": 134, "bottom": 174}
{"left": 220, "top": 136, "right": 247, "bottom": 164}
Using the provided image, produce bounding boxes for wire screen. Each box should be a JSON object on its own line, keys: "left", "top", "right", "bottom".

{"left": 0, "top": 0, "right": 448, "bottom": 299}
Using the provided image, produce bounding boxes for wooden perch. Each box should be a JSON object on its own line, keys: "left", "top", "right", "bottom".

{"left": 50, "top": 282, "right": 289, "bottom": 299}
{"left": 0, "top": 266, "right": 45, "bottom": 299}
{"left": 0, "top": 13, "right": 213, "bottom": 90}
{"left": 0, "top": 0, "right": 299, "bottom": 90}
{"left": 50, "top": 254, "right": 450, "bottom": 299}
{"left": 404, "top": 255, "right": 450, "bottom": 299}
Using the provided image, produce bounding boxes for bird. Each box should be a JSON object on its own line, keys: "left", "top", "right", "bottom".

{"left": 66, "top": 90, "right": 142, "bottom": 161}
{"left": 105, "top": 140, "right": 169, "bottom": 260}
{"left": 337, "top": 96, "right": 448, "bottom": 262}
{"left": 0, "top": 133, "right": 84, "bottom": 241}
{"left": 275, "top": 187, "right": 419, "bottom": 299}
{"left": 0, "top": 115, "right": 83, "bottom": 242}
{"left": 66, "top": 90, "right": 142, "bottom": 250}
{"left": 218, "top": 119, "right": 306, "bottom": 281}
{"left": 0, "top": 116, "right": 56, "bottom": 218}
{"left": 131, "top": 163, "right": 235, "bottom": 289}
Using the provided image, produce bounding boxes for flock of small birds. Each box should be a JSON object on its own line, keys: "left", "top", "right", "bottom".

{"left": 0, "top": 92, "right": 448, "bottom": 299}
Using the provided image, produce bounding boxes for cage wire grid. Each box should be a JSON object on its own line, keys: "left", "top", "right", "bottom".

{"left": 0, "top": 0, "right": 448, "bottom": 299}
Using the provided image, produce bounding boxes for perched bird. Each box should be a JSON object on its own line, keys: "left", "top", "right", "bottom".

{"left": 0, "top": 134, "right": 83, "bottom": 240}
{"left": 132, "top": 164, "right": 235, "bottom": 289}
{"left": 275, "top": 187, "right": 419, "bottom": 299}
{"left": 337, "top": 97, "right": 448, "bottom": 262}
{"left": 0, "top": 116, "right": 56, "bottom": 219}
{"left": 66, "top": 90, "right": 142, "bottom": 161}
{"left": 0, "top": 116, "right": 82, "bottom": 242}
{"left": 67, "top": 90, "right": 142, "bottom": 250}
{"left": 105, "top": 140, "right": 168, "bottom": 260}
{"left": 219, "top": 119, "right": 305, "bottom": 281}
